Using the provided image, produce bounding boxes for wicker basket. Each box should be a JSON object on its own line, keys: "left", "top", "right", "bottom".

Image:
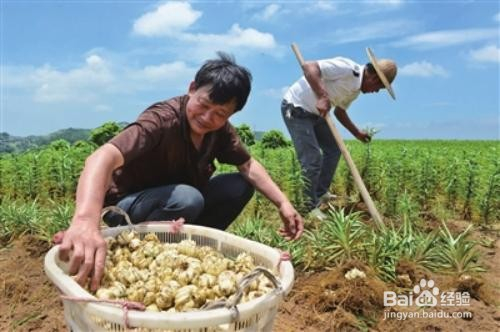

{"left": 44, "top": 222, "right": 294, "bottom": 331}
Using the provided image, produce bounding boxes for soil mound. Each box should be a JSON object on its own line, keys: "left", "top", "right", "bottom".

{"left": 280, "top": 260, "right": 386, "bottom": 330}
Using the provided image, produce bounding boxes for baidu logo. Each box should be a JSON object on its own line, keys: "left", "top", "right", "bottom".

{"left": 413, "top": 279, "right": 439, "bottom": 306}
{"left": 383, "top": 278, "right": 472, "bottom": 320}
{"left": 384, "top": 278, "right": 445, "bottom": 307}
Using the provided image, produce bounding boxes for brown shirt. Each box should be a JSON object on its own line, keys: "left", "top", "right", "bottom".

{"left": 104, "top": 95, "right": 251, "bottom": 205}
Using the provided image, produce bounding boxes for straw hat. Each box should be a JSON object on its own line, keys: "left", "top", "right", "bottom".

{"left": 366, "top": 47, "right": 397, "bottom": 100}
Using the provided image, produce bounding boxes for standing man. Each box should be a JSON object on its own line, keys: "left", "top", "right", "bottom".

{"left": 281, "top": 48, "right": 397, "bottom": 217}
{"left": 57, "top": 52, "right": 303, "bottom": 291}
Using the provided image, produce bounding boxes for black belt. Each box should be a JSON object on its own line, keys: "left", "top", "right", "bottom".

{"left": 283, "top": 101, "right": 318, "bottom": 119}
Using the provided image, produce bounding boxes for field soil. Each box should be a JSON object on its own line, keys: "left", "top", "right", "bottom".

{"left": 1, "top": 224, "right": 499, "bottom": 332}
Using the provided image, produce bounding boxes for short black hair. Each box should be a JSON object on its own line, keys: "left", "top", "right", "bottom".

{"left": 365, "top": 62, "right": 376, "bottom": 74}
{"left": 193, "top": 52, "right": 252, "bottom": 112}
{"left": 364, "top": 62, "right": 381, "bottom": 83}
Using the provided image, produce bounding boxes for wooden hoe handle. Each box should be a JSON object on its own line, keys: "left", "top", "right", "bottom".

{"left": 290, "top": 43, "right": 384, "bottom": 227}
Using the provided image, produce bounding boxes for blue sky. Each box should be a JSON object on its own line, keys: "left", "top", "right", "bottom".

{"left": 1, "top": 1, "right": 499, "bottom": 139}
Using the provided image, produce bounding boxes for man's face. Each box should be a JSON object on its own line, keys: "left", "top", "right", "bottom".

{"left": 186, "top": 83, "right": 237, "bottom": 137}
{"left": 361, "top": 73, "right": 385, "bottom": 94}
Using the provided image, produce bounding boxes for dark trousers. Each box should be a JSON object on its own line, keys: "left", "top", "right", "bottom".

{"left": 281, "top": 100, "right": 341, "bottom": 211}
{"left": 104, "top": 173, "right": 255, "bottom": 230}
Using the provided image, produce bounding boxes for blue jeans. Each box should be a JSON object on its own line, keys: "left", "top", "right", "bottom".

{"left": 281, "top": 100, "right": 341, "bottom": 211}
{"left": 104, "top": 173, "right": 255, "bottom": 230}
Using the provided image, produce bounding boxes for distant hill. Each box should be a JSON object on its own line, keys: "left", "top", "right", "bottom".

{"left": 0, "top": 128, "right": 91, "bottom": 153}
{"left": 0, "top": 121, "right": 130, "bottom": 154}
{"left": 1, "top": 124, "right": 264, "bottom": 154}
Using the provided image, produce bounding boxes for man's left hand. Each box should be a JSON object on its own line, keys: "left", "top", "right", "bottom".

{"left": 356, "top": 131, "right": 372, "bottom": 143}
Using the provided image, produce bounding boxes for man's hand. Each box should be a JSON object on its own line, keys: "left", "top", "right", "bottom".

{"left": 58, "top": 221, "right": 107, "bottom": 292}
{"left": 316, "top": 95, "right": 331, "bottom": 117}
{"left": 278, "top": 201, "right": 304, "bottom": 240}
{"left": 355, "top": 131, "right": 372, "bottom": 143}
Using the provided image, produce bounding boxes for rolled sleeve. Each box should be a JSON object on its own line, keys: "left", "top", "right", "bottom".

{"left": 216, "top": 124, "right": 251, "bottom": 166}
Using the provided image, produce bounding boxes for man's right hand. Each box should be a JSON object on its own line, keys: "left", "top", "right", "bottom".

{"left": 58, "top": 221, "right": 107, "bottom": 292}
{"left": 316, "top": 95, "right": 331, "bottom": 117}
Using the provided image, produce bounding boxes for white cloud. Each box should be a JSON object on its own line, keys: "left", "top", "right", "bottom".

{"left": 381, "top": 0, "right": 403, "bottom": 4}
{"left": 32, "top": 55, "right": 114, "bottom": 103}
{"left": 2, "top": 54, "right": 196, "bottom": 104}
{"left": 132, "top": 3, "right": 279, "bottom": 60}
{"left": 469, "top": 44, "right": 500, "bottom": 63}
{"left": 399, "top": 61, "right": 448, "bottom": 77}
{"left": 86, "top": 54, "right": 105, "bottom": 67}
{"left": 180, "top": 25, "right": 276, "bottom": 49}
{"left": 331, "top": 20, "right": 417, "bottom": 44}
{"left": 178, "top": 24, "right": 278, "bottom": 60}
{"left": 311, "top": 1, "right": 338, "bottom": 11}
{"left": 130, "top": 61, "right": 195, "bottom": 85}
{"left": 362, "top": 0, "right": 404, "bottom": 8}
{"left": 254, "top": 4, "right": 281, "bottom": 21}
{"left": 358, "top": 0, "right": 404, "bottom": 15}
{"left": 133, "top": 2, "right": 202, "bottom": 37}
{"left": 494, "top": 12, "right": 500, "bottom": 22}
{"left": 394, "top": 28, "right": 499, "bottom": 49}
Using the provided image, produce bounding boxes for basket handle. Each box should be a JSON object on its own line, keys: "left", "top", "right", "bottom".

{"left": 235, "top": 267, "right": 282, "bottom": 294}
{"left": 201, "top": 267, "right": 283, "bottom": 320}
{"left": 100, "top": 206, "right": 185, "bottom": 233}
{"left": 101, "top": 206, "right": 134, "bottom": 228}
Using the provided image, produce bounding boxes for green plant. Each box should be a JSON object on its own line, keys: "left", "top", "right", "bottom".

{"left": 0, "top": 200, "right": 42, "bottom": 240}
{"left": 230, "top": 217, "right": 276, "bottom": 244}
{"left": 365, "top": 226, "right": 401, "bottom": 281}
{"left": 445, "top": 157, "right": 462, "bottom": 211}
{"left": 301, "top": 229, "right": 331, "bottom": 270}
{"left": 429, "top": 222, "right": 485, "bottom": 275}
{"left": 32, "top": 200, "right": 74, "bottom": 242}
{"left": 479, "top": 167, "right": 499, "bottom": 225}
{"left": 321, "top": 208, "right": 366, "bottom": 264}
{"left": 462, "top": 158, "right": 478, "bottom": 220}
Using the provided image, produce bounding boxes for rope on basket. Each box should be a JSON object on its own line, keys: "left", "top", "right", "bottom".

{"left": 201, "top": 267, "right": 283, "bottom": 322}
{"left": 169, "top": 218, "right": 185, "bottom": 233}
{"left": 60, "top": 295, "right": 146, "bottom": 329}
{"left": 277, "top": 250, "right": 291, "bottom": 269}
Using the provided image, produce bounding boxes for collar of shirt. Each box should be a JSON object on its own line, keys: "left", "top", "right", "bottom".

{"left": 179, "top": 94, "right": 217, "bottom": 166}
{"left": 179, "top": 95, "right": 190, "bottom": 142}
{"left": 357, "top": 64, "right": 366, "bottom": 91}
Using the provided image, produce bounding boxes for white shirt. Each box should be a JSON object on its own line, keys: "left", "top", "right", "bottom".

{"left": 283, "top": 57, "right": 364, "bottom": 114}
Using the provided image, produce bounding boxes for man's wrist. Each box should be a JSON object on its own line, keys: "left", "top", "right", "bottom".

{"left": 72, "top": 211, "right": 101, "bottom": 228}
{"left": 277, "top": 200, "right": 292, "bottom": 211}
{"left": 318, "top": 93, "right": 329, "bottom": 100}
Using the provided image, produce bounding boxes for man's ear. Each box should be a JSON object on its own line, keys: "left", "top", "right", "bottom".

{"left": 188, "top": 81, "right": 196, "bottom": 94}
{"left": 365, "top": 72, "right": 377, "bottom": 86}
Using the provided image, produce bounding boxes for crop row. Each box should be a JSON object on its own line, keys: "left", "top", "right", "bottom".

{"left": 1, "top": 139, "right": 498, "bottom": 224}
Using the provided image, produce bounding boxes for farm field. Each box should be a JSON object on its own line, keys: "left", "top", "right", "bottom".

{"left": 0, "top": 138, "right": 499, "bottom": 331}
